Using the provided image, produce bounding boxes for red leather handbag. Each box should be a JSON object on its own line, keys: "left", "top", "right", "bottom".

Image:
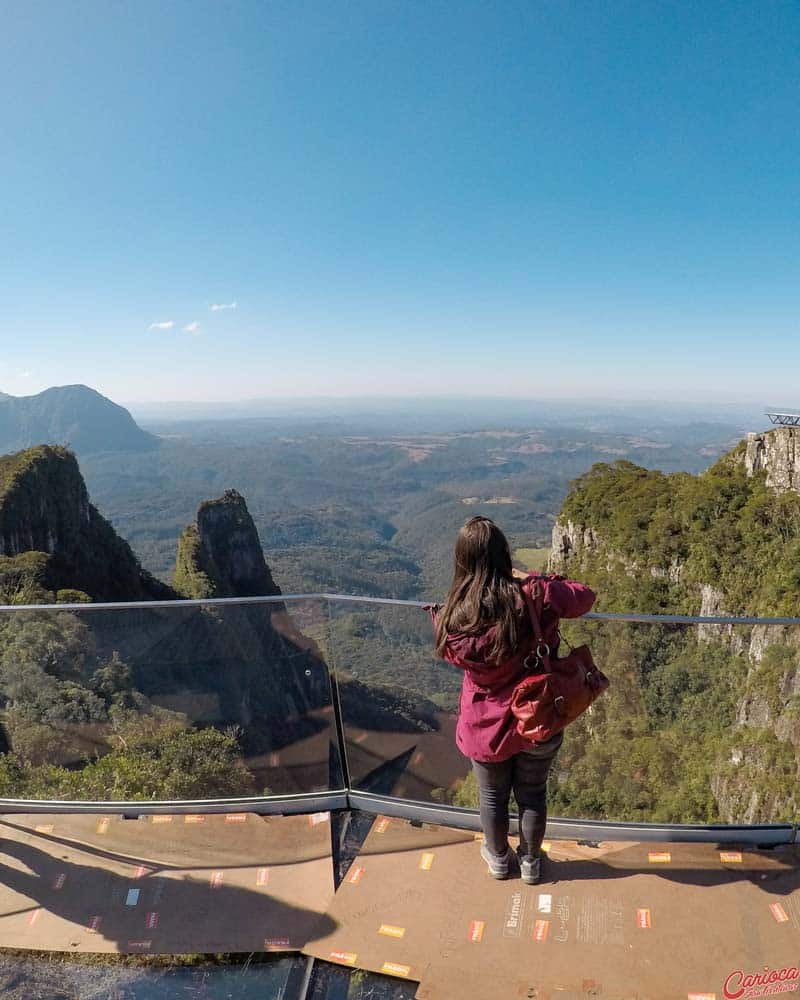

{"left": 510, "top": 581, "right": 609, "bottom": 742}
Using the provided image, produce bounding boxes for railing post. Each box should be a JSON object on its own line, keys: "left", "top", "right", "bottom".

{"left": 324, "top": 599, "right": 352, "bottom": 794}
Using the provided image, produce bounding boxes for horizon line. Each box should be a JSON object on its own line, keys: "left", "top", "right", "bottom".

{"left": 0, "top": 383, "right": 787, "bottom": 412}
{"left": 121, "top": 393, "right": 776, "bottom": 408}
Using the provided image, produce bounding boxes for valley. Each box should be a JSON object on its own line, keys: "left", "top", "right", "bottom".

{"left": 81, "top": 416, "right": 748, "bottom": 601}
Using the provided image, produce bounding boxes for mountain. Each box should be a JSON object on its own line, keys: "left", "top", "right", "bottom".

{"left": 174, "top": 489, "right": 282, "bottom": 600}
{"left": 0, "top": 445, "right": 173, "bottom": 603}
{"left": 0, "top": 385, "right": 158, "bottom": 455}
{"left": 547, "top": 426, "right": 800, "bottom": 824}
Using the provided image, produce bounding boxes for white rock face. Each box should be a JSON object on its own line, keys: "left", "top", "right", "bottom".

{"left": 735, "top": 688, "right": 773, "bottom": 729}
{"left": 699, "top": 583, "right": 725, "bottom": 618}
{"left": 745, "top": 428, "right": 800, "bottom": 492}
{"left": 697, "top": 584, "right": 747, "bottom": 655}
{"left": 548, "top": 520, "right": 599, "bottom": 572}
{"left": 650, "top": 558, "right": 683, "bottom": 583}
{"left": 748, "top": 624, "right": 787, "bottom": 664}
{"left": 551, "top": 518, "right": 685, "bottom": 584}
{"left": 696, "top": 585, "right": 790, "bottom": 663}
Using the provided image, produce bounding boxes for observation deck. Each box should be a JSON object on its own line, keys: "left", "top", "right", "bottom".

{"left": 766, "top": 411, "right": 800, "bottom": 426}
{"left": 0, "top": 593, "right": 797, "bottom": 998}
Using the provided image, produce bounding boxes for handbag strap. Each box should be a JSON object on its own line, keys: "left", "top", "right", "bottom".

{"left": 520, "top": 579, "right": 552, "bottom": 671}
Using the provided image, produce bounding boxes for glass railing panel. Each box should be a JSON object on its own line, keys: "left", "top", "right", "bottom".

{"left": 329, "top": 604, "right": 800, "bottom": 827}
{"left": 550, "top": 617, "right": 800, "bottom": 827}
{"left": 325, "top": 599, "right": 469, "bottom": 802}
{"left": 307, "top": 958, "right": 418, "bottom": 999}
{"left": 0, "top": 599, "right": 341, "bottom": 801}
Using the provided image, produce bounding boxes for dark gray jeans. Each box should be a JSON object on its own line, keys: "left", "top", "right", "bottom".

{"left": 471, "top": 732, "right": 563, "bottom": 861}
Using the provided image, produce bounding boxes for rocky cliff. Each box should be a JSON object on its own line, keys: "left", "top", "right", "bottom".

{"left": 550, "top": 434, "right": 800, "bottom": 618}
{"left": 173, "top": 489, "right": 282, "bottom": 600}
{"left": 549, "top": 517, "right": 683, "bottom": 583}
{"left": 549, "top": 519, "right": 601, "bottom": 572}
{"left": 744, "top": 427, "right": 800, "bottom": 492}
{"left": 0, "top": 446, "right": 172, "bottom": 602}
{"left": 549, "top": 432, "right": 800, "bottom": 823}
{"left": 0, "top": 385, "right": 158, "bottom": 456}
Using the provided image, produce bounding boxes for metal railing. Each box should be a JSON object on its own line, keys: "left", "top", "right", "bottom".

{"left": 5, "top": 591, "right": 800, "bottom": 626}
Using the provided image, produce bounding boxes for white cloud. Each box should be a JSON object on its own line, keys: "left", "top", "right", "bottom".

{"left": 183, "top": 321, "right": 200, "bottom": 334}
{"left": 18, "top": 371, "right": 32, "bottom": 378}
{"left": 210, "top": 301, "right": 237, "bottom": 311}
{"left": 148, "top": 320, "right": 175, "bottom": 331}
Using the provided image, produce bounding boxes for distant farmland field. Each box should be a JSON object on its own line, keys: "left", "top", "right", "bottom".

{"left": 513, "top": 547, "right": 550, "bottom": 571}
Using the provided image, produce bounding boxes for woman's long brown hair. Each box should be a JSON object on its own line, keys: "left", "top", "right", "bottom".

{"left": 434, "top": 516, "right": 521, "bottom": 662}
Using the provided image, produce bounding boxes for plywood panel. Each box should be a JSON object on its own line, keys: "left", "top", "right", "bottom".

{"left": 304, "top": 816, "right": 800, "bottom": 1000}
{"left": 0, "top": 812, "right": 335, "bottom": 955}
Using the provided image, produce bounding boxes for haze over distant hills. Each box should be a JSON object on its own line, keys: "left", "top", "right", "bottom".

{"left": 0, "top": 385, "right": 158, "bottom": 456}
{"left": 127, "top": 395, "right": 773, "bottom": 434}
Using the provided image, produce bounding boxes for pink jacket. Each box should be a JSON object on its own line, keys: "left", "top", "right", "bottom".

{"left": 437, "top": 573, "right": 596, "bottom": 763}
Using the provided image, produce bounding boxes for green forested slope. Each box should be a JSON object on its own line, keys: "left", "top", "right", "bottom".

{"left": 557, "top": 449, "right": 800, "bottom": 616}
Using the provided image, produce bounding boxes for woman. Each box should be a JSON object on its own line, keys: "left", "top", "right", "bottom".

{"left": 433, "top": 516, "right": 595, "bottom": 884}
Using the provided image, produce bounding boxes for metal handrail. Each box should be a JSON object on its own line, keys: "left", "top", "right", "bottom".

{"left": 347, "top": 792, "right": 798, "bottom": 846}
{"left": 0, "top": 790, "right": 348, "bottom": 817}
{"left": 1, "top": 591, "right": 799, "bottom": 625}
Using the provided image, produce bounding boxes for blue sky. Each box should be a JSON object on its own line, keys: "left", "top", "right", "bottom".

{"left": 1, "top": 1, "right": 798, "bottom": 403}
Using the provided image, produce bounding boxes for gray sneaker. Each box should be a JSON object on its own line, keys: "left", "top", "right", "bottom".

{"left": 480, "top": 841, "right": 511, "bottom": 879}
{"left": 517, "top": 850, "right": 542, "bottom": 885}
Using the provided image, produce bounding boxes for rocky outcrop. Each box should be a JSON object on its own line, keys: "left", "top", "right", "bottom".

{"left": 0, "top": 447, "right": 282, "bottom": 606}
{"left": 649, "top": 558, "right": 683, "bottom": 584}
{"left": 735, "top": 690, "right": 773, "bottom": 730}
{"left": 711, "top": 759, "right": 799, "bottom": 825}
{"left": 696, "top": 584, "right": 747, "bottom": 654}
{"left": 744, "top": 427, "right": 800, "bottom": 492}
{"left": 174, "top": 489, "right": 282, "bottom": 601}
{"left": 696, "top": 584, "right": 791, "bottom": 665}
{"left": 550, "top": 518, "right": 683, "bottom": 584}
{"left": 0, "top": 446, "right": 90, "bottom": 558}
{"left": 0, "top": 446, "right": 172, "bottom": 602}
{"left": 548, "top": 519, "right": 600, "bottom": 572}
{"left": 549, "top": 518, "right": 634, "bottom": 576}
{"left": 713, "top": 624, "right": 800, "bottom": 822}
{"left": 748, "top": 624, "right": 790, "bottom": 664}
